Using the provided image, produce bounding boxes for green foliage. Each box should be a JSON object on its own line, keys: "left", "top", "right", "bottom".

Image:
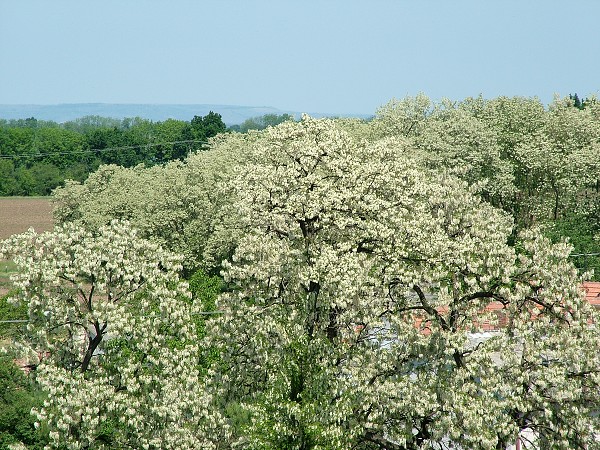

{"left": 0, "top": 160, "right": 18, "bottom": 195}
{"left": 544, "top": 214, "right": 600, "bottom": 280}
{"left": 188, "top": 111, "right": 227, "bottom": 142}
{"left": 0, "top": 293, "right": 28, "bottom": 339}
{"left": 62, "top": 115, "right": 123, "bottom": 133}
{"left": 568, "top": 93, "right": 597, "bottom": 110}
{"left": 0, "top": 356, "right": 48, "bottom": 449}
{"left": 188, "top": 269, "right": 223, "bottom": 312}
{"left": 570, "top": 93, "right": 584, "bottom": 110}
{"left": 234, "top": 113, "right": 295, "bottom": 133}
{"left": 188, "top": 269, "right": 224, "bottom": 375}
{"left": 0, "top": 112, "right": 228, "bottom": 197}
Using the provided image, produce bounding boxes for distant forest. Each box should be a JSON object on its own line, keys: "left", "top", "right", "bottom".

{"left": 0, "top": 112, "right": 293, "bottom": 196}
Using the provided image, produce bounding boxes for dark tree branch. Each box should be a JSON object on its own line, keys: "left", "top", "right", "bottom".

{"left": 80, "top": 320, "right": 107, "bottom": 373}
{"left": 413, "top": 284, "right": 449, "bottom": 331}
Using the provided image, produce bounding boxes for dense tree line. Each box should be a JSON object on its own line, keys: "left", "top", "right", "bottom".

{"left": 2, "top": 95, "right": 600, "bottom": 448}
{"left": 49, "top": 94, "right": 600, "bottom": 279}
{"left": 0, "top": 112, "right": 227, "bottom": 196}
{"left": 228, "top": 113, "right": 295, "bottom": 133}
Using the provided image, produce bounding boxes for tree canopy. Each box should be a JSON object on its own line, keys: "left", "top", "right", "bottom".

{"left": 3, "top": 95, "right": 600, "bottom": 448}
{"left": 0, "top": 112, "right": 227, "bottom": 196}
{"left": 207, "top": 115, "right": 600, "bottom": 449}
{"left": 229, "top": 113, "right": 296, "bottom": 133}
{"left": 0, "top": 221, "right": 227, "bottom": 449}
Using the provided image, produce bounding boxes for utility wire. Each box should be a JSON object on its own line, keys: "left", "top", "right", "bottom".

{"left": 0, "top": 139, "right": 208, "bottom": 160}
{"left": 0, "top": 311, "right": 225, "bottom": 324}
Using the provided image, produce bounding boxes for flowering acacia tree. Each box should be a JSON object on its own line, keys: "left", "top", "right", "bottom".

{"left": 373, "top": 95, "right": 600, "bottom": 230}
{"left": 211, "top": 116, "right": 600, "bottom": 449}
{"left": 52, "top": 131, "right": 251, "bottom": 272}
{"left": 52, "top": 95, "right": 600, "bottom": 280}
{"left": 1, "top": 220, "right": 226, "bottom": 449}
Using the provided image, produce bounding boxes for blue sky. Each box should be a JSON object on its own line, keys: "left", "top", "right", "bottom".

{"left": 1, "top": 0, "right": 599, "bottom": 115}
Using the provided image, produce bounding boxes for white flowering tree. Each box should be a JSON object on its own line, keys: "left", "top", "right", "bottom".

{"left": 461, "top": 95, "right": 600, "bottom": 227}
{"left": 211, "top": 116, "right": 600, "bottom": 449}
{"left": 51, "top": 95, "right": 600, "bottom": 279}
{"left": 0, "top": 220, "right": 226, "bottom": 449}
{"left": 52, "top": 131, "right": 251, "bottom": 272}
{"left": 407, "top": 100, "right": 515, "bottom": 209}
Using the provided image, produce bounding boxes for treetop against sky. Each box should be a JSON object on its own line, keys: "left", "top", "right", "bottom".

{"left": 3, "top": 107, "right": 600, "bottom": 447}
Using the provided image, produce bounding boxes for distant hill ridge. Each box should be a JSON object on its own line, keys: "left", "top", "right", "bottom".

{"left": 0, "top": 103, "right": 370, "bottom": 126}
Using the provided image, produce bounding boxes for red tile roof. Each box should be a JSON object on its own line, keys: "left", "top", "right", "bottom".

{"left": 412, "top": 282, "right": 600, "bottom": 334}
{"left": 584, "top": 281, "right": 600, "bottom": 307}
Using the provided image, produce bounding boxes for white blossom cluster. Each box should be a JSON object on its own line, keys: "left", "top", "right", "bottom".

{"left": 52, "top": 131, "right": 252, "bottom": 272}
{"left": 210, "top": 115, "right": 600, "bottom": 449}
{"left": 1, "top": 220, "right": 228, "bottom": 449}
{"left": 372, "top": 94, "right": 600, "bottom": 227}
{"left": 52, "top": 95, "right": 600, "bottom": 269}
{"left": 18, "top": 94, "right": 600, "bottom": 448}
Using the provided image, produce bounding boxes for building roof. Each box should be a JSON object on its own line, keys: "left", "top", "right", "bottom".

{"left": 413, "top": 282, "right": 600, "bottom": 334}
{"left": 584, "top": 281, "right": 600, "bottom": 307}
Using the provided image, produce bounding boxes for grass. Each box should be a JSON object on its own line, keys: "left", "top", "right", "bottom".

{"left": 0, "top": 260, "right": 19, "bottom": 305}
{"left": 0, "top": 259, "right": 18, "bottom": 275}
{"left": 0, "top": 259, "right": 27, "bottom": 342}
{"left": 0, "top": 260, "right": 17, "bottom": 274}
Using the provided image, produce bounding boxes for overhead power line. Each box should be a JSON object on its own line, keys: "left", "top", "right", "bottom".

{"left": 0, "top": 311, "right": 225, "bottom": 324}
{"left": 0, "top": 139, "right": 208, "bottom": 160}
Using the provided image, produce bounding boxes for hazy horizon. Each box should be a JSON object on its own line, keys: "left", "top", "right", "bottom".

{"left": 0, "top": 103, "right": 374, "bottom": 125}
{"left": 2, "top": 1, "right": 599, "bottom": 114}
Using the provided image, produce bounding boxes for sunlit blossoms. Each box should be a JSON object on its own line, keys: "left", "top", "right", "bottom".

{"left": 5, "top": 95, "right": 600, "bottom": 449}
{"left": 210, "top": 115, "right": 600, "bottom": 449}
{"left": 1, "top": 220, "right": 226, "bottom": 449}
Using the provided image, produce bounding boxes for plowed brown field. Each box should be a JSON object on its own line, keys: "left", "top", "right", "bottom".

{"left": 1, "top": 197, "right": 54, "bottom": 296}
{"left": 0, "top": 197, "right": 54, "bottom": 240}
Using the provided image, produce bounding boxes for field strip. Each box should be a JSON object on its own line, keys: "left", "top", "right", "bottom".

{"left": 1, "top": 197, "right": 54, "bottom": 297}
{"left": 0, "top": 197, "right": 54, "bottom": 240}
